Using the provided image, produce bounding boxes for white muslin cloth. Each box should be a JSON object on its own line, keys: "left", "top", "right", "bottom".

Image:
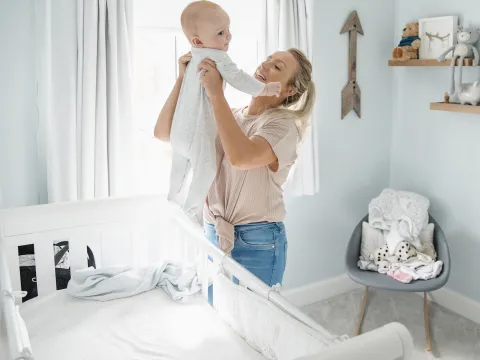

{"left": 66, "top": 262, "right": 201, "bottom": 302}
{"left": 368, "top": 188, "right": 430, "bottom": 255}
{"left": 168, "top": 47, "right": 270, "bottom": 224}
{"left": 390, "top": 254, "right": 444, "bottom": 281}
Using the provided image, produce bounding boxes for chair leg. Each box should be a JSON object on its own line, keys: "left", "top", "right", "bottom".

{"left": 355, "top": 286, "right": 369, "bottom": 336}
{"left": 424, "top": 292, "right": 432, "bottom": 352}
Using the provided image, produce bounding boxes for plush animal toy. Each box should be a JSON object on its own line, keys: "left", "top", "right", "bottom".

{"left": 392, "top": 22, "right": 421, "bottom": 61}
{"left": 393, "top": 241, "right": 417, "bottom": 262}
{"left": 438, "top": 26, "right": 480, "bottom": 100}
{"left": 371, "top": 245, "right": 395, "bottom": 273}
{"left": 371, "top": 242, "right": 417, "bottom": 274}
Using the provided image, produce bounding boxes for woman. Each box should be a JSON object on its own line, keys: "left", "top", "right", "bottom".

{"left": 155, "top": 48, "right": 315, "bottom": 287}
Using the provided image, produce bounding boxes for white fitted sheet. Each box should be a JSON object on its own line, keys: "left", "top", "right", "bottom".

{"left": 9, "top": 290, "right": 266, "bottom": 360}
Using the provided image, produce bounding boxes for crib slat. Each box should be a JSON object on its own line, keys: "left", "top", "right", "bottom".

{"left": 5, "top": 243, "right": 21, "bottom": 297}
{"left": 69, "top": 230, "right": 89, "bottom": 272}
{"left": 34, "top": 235, "right": 57, "bottom": 296}
{"left": 100, "top": 225, "right": 133, "bottom": 267}
{"left": 131, "top": 222, "right": 148, "bottom": 267}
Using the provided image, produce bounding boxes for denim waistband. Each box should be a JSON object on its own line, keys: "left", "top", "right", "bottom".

{"left": 205, "top": 221, "right": 283, "bottom": 230}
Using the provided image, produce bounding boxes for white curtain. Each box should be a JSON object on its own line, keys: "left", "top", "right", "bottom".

{"left": 261, "top": 0, "right": 319, "bottom": 196}
{"left": 35, "top": 0, "right": 134, "bottom": 203}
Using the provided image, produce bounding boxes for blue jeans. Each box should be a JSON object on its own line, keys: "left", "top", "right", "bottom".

{"left": 204, "top": 221, "right": 288, "bottom": 287}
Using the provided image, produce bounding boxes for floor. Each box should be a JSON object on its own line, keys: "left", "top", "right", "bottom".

{"left": 302, "top": 288, "right": 480, "bottom": 360}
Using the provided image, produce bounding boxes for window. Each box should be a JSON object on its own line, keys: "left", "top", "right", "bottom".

{"left": 132, "top": 0, "right": 264, "bottom": 196}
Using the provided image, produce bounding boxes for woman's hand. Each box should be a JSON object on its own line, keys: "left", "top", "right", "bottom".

{"left": 178, "top": 52, "right": 192, "bottom": 78}
{"left": 198, "top": 59, "right": 224, "bottom": 99}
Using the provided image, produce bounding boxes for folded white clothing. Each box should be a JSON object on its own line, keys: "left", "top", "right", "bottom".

{"left": 66, "top": 262, "right": 201, "bottom": 302}
{"left": 360, "top": 232, "right": 442, "bottom": 282}
{"left": 358, "top": 220, "right": 438, "bottom": 277}
{"left": 391, "top": 259, "right": 443, "bottom": 281}
{"left": 385, "top": 222, "right": 406, "bottom": 256}
{"left": 357, "top": 260, "right": 379, "bottom": 272}
{"left": 369, "top": 189, "right": 429, "bottom": 254}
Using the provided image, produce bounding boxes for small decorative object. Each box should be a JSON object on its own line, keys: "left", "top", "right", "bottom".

{"left": 438, "top": 26, "right": 480, "bottom": 100}
{"left": 419, "top": 16, "right": 458, "bottom": 60}
{"left": 340, "top": 10, "right": 363, "bottom": 119}
{"left": 392, "top": 22, "right": 421, "bottom": 61}
{"left": 457, "top": 81, "right": 480, "bottom": 106}
{"left": 444, "top": 92, "right": 450, "bottom": 104}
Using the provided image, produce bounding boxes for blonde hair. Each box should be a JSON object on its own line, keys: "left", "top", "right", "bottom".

{"left": 264, "top": 48, "right": 316, "bottom": 140}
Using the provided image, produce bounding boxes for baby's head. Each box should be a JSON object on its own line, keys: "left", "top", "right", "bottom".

{"left": 181, "top": 1, "right": 231, "bottom": 51}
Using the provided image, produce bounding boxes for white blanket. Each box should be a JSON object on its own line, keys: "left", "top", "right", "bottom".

{"left": 168, "top": 47, "right": 268, "bottom": 223}
{"left": 368, "top": 188, "right": 430, "bottom": 255}
{"left": 66, "top": 262, "right": 201, "bottom": 302}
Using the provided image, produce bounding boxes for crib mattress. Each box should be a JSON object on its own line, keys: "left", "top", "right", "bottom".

{"left": 6, "top": 290, "right": 266, "bottom": 360}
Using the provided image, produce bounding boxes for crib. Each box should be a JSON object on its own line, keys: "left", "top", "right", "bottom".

{"left": 0, "top": 195, "right": 414, "bottom": 360}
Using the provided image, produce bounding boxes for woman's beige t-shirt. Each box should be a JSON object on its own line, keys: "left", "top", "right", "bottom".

{"left": 203, "top": 107, "right": 299, "bottom": 252}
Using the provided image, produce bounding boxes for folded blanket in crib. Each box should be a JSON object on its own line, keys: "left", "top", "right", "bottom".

{"left": 66, "top": 262, "right": 201, "bottom": 302}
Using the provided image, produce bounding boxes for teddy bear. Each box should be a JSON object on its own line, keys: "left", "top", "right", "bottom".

{"left": 392, "top": 22, "right": 421, "bottom": 61}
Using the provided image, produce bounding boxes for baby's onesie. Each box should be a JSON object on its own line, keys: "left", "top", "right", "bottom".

{"left": 169, "top": 47, "right": 277, "bottom": 223}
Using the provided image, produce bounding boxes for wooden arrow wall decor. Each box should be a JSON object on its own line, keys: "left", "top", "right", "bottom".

{"left": 340, "top": 11, "right": 363, "bottom": 119}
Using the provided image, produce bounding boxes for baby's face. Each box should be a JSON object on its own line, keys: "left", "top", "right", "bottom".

{"left": 195, "top": 8, "right": 231, "bottom": 51}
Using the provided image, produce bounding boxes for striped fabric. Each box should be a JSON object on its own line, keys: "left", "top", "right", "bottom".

{"left": 204, "top": 107, "right": 299, "bottom": 253}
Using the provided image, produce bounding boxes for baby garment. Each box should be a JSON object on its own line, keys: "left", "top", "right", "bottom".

{"left": 387, "top": 269, "right": 413, "bottom": 284}
{"left": 368, "top": 188, "right": 430, "bottom": 255}
{"left": 389, "top": 257, "right": 443, "bottom": 283}
{"left": 169, "top": 47, "right": 274, "bottom": 223}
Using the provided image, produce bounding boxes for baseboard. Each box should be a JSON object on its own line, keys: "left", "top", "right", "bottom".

{"left": 282, "top": 274, "right": 362, "bottom": 308}
{"left": 426, "top": 287, "right": 480, "bottom": 325}
{"left": 282, "top": 274, "right": 480, "bottom": 325}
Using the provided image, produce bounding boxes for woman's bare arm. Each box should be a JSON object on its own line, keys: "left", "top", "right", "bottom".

{"left": 154, "top": 52, "right": 191, "bottom": 141}
{"left": 198, "top": 59, "right": 278, "bottom": 170}
{"left": 153, "top": 76, "right": 183, "bottom": 141}
{"left": 209, "top": 95, "right": 277, "bottom": 170}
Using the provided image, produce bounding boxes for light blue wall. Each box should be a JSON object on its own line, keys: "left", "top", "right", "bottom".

{"left": 3, "top": 0, "right": 478, "bottom": 304}
{"left": 283, "top": 0, "right": 395, "bottom": 288}
{"left": 391, "top": 1, "right": 480, "bottom": 302}
{"left": 0, "top": 0, "right": 39, "bottom": 208}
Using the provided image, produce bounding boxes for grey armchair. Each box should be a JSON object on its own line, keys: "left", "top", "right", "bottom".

{"left": 345, "top": 214, "right": 451, "bottom": 352}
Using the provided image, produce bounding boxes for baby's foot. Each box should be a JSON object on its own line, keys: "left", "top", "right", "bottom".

{"left": 260, "top": 82, "right": 282, "bottom": 97}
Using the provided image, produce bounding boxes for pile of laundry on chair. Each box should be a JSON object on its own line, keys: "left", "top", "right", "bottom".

{"left": 357, "top": 188, "right": 443, "bottom": 284}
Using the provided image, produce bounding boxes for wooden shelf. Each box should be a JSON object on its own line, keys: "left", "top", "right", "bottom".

{"left": 388, "top": 59, "right": 474, "bottom": 67}
{"left": 430, "top": 102, "right": 480, "bottom": 114}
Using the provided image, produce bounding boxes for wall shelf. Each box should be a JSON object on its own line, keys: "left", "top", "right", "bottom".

{"left": 430, "top": 102, "right": 480, "bottom": 114}
{"left": 388, "top": 59, "right": 474, "bottom": 67}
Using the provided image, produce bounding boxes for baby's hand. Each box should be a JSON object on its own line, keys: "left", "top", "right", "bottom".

{"left": 260, "top": 82, "right": 282, "bottom": 97}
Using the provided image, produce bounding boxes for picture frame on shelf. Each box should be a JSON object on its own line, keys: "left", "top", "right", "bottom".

{"left": 419, "top": 16, "right": 458, "bottom": 60}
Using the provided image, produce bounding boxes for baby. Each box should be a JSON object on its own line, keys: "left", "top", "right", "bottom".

{"left": 168, "top": 1, "right": 281, "bottom": 223}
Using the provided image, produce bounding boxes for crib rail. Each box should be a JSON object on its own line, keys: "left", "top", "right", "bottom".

{"left": 0, "top": 195, "right": 415, "bottom": 360}
{"left": 0, "top": 195, "right": 335, "bottom": 338}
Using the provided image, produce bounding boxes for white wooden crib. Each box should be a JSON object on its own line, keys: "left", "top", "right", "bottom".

{"left": 0, "top": 195, "right": 414, "bottom": 360}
